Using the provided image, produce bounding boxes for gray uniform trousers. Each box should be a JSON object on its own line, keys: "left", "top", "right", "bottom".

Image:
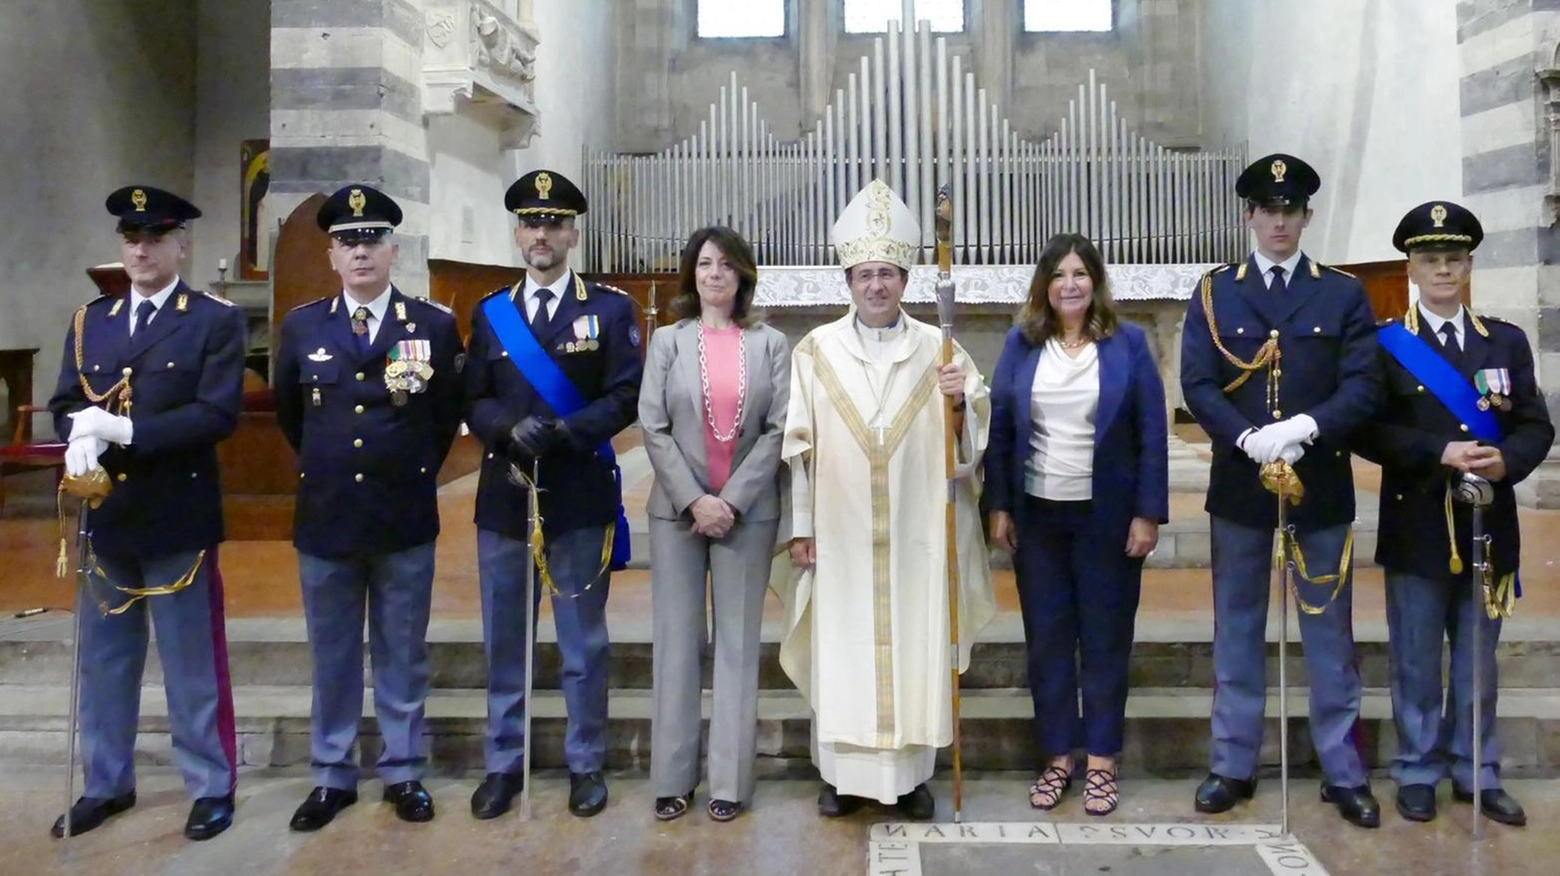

{"left": 648, "top": 515, "right": 778, "bottom": 804}
{"left": 297, "top": 542, "right": 436, "bottom": 789}
{"left": 1384, "top": 568, "right": 1502, "bottom": 791}
{"left": 80, "top": 549, "right": 236, "bottom": 800}
{"left": 1208, "top": 516, "right": 1367, "bottom": 787}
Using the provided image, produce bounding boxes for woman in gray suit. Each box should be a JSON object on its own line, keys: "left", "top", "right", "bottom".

{"left": 640, "top": 226, "right": 791, "bottom": 822}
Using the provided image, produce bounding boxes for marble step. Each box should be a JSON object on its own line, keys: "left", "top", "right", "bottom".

{"left": 1, "top": 684, "right": 1557, "bottom": 777}
{"left": 4, "top": 629, "right": 1556, "bottom": 693}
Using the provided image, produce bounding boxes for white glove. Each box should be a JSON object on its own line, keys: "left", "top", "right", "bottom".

{"left": 1278, "top": 443, "right": 1306, "bottom": 465}
{"left": 1270, "top": 414, "right": 1319, "bottom": 448}
{"left": 68, "top": 406, "right": 134, "bottom": 445}
{"left": 1239, "top": 425, "right": 1287, "bottom": 464}
{"left": 64, "top": 436, "right": 108, "bottom": 477}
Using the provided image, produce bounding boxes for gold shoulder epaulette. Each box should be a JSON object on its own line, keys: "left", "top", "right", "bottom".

{"left": 1209, "top": 263, "right": 1234, "bottom": 275}
{"left": 1323, "top": 264, "right": 1355, "bottom": 279}
{"left": 288, "top": 295, "right": 333, "bottom": 313}
{"left": 202, "top": 290, "right": 236, "bottom": 307}
{"left": 414, "top": 295, "right": 454, "bottom": 315}
{"left": 480, "top": 285, "right": 511, "bottom": 302}
{"left": 1480, "top": 313, "right": 1512, "bottom": 324}
{"left": 594, "top": 282, "right": 631, "bottom": 297}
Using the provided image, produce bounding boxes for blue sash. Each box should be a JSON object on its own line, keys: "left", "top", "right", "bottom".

{"left": 1377, "top": 323, "right": 1502, "bottom": 443}
{"left": 483, "top": 290, "right": 630, "bottom": 571}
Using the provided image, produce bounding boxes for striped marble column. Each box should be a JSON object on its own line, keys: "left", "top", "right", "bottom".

{"left": 1458, "top": 0, "right": 1560, "bottom": 506}
{"left": 270, "top": 0, "right": 431, "bottom": 296}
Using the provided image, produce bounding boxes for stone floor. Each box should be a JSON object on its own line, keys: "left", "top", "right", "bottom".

{"left": 2, "top": 767, "right": 1555, "bottom": 876}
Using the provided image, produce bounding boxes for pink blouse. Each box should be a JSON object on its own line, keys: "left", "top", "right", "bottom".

{"left": 700, "top": 325, "right": 744, "bottom": 491}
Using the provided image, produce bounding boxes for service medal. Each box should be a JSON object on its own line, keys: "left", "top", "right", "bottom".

{"left": 1477, "top": 397, "right": 1491, "bottom": 411}
{"left": 391, "top": 389, "right": 409, "bottom": 407}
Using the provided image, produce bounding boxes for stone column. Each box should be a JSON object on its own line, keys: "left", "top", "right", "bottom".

{"left": 269, "top": 0, "right": 431, "bottom": 296}
{"left": 1457, "top": 1, "right": 1560, "bottom": 506}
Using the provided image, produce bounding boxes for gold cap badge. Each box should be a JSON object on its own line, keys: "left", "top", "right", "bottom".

{"left": 131, "top": 189, "right": 147, "bottom": 212}
{"left": 1430, "top": 204, "right": 1447, "bottom": 227}
{"left": 348, "top": 188, "right": 366, "bottom": 218}
{"left": 1270, "top": 159, "right": 1287, "bottom": 183}
{"left": 536, "top": 172, "right": 553, "bottom": 200}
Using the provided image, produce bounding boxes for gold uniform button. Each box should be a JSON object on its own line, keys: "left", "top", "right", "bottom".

{"left": 487, "top": 452, "right": 495, "bottom": 459}
{"left": 1416, "top": 385, "right": 1425, "bottom": 393}
{"left": 1236, "top": 327, "right": 1245, "bottom": 335}
{"left": 1460, "top": 424, "right": 1470, "bottom": 432}
{"left": 116, "top": 473, "right": 127, "bottom": 482}
{"left": 501, "top": 351, "right": 509, "bottom": 358}
{"left": 299, "top": 472, "right": 306, "bottom": 479}
{"left": 167, "top": 362, "right": 176, "bottom": 369}
{"left": 1269, "top": 330, "right": 1279, "bottom": 339}
{"left": 420, "top": 467, "right": 428, "bottom": 474}
{"left": 1395, "top": 494, "right": 1403, "bottom": 501}
{"left": 1313, "top": 326, "right": 1322, "bottom": 333}
{"left": 353, "top": 439, "right": 363, "bottom": 448}
{"left": 122, "top": 367, "right": 133, "bottom": 376}
{"left": 354, "top": 405, "right": 365, "bottom": 414}
{"left": 354, "top": 473, "right": 364, "bottom": 483}
{"left": 92, "top": 365, "right": 100, "bottom": 372}
{"left": 356, "top": 372, "right": 365, "bottom": 381}
{"left": 190, "top": 472, "right": 198, "bottom": 478}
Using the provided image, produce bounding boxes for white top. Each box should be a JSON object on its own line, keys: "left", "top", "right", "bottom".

{"left": 1417, "top": 301, "right": 1466, "bottom": 351}
{"left": 1252, "top": 250, "right": 1304, "bottom": 288}
{"left": 127, "top": 277, "right": 180, "bottom": 337}
{"left": 339, "top": 285, "right": 392, "bottom": 344}
{"left": 518, "top": 270, "right": 573, "bottom": 322}
{"left": 1024, "top": 339, "right": 1099, "bottom": 501}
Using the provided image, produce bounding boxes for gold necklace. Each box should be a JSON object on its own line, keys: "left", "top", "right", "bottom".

{"left": 1057, "top": 334, "right": 1090, "bottom": 350}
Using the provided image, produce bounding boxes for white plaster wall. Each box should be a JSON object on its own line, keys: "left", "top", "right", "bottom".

{"left": 0, "top": 0, "right": 196, "bottom": 415}
{"left": 427, "top": 0, "right": 618, "bottom": 267}
{"left": 191, "top": 0, "right": 272, "bottom": 286}
{"left": 1199, "top": 0, "right": 1462, "bottom": 264}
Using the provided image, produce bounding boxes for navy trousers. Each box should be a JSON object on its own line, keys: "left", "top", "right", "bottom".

{"left": 297, "top": 542, "right": 436, "bottom": 789}
{"left": 1384, "top": 568, "right": 1502, "bottom": 791}
{"left": 79, "top": 549, "right": 236, "bottom": 800}
{"left": 1013, "top": 496, "right": 1143, "bottom": 759}
{"left": 478, "top": 526, "right": 612, "bottom": 775}
{"left": 1208, "top": 516, "right": 1366, "bottom": 787}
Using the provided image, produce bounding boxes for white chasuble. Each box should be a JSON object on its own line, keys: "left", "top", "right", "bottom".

{"left": 774, "top": 310, "right": 995, "bottom": 802}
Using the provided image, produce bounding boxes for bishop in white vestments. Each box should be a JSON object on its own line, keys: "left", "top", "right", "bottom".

{"left": 776, "top": 179, "right": 995, "bottom": 819}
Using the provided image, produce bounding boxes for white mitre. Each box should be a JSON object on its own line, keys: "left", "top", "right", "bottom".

{"left": 832, "top": 178, "right": 920, "bottom": 271}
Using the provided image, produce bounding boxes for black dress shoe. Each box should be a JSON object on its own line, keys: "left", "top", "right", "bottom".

{"left": 470, "top": 772, "right": 523, "bottom": 820}
{"left": 897, "top": 784, "right": 935, "bottom": 820}
{"left": 1394, "top": 784, "right": 1437, "bottom": 823}
{"left": 184, "top": 794, "right": 235, "bottom": 841}
{"left": 817, "top": 783, "right": 863, "bottom": 818}
{"left": 568, "top": 771, "right": 608, "bottom": 817}
{"left": 1320, "top": 784, "right": 1380, "bottom": 828}
{"left": 383, "top": 780, "right": 435, "bottom": 823}
{"left": 290, "top": 787, "right": 358, "bottom": 832}
{"left": 51, "top": 791, "right": 136, "bottom": 838}
{"left": 1194, "top": 774, "right": 1255, "bottom": 814}
{"left": 1453, "top": 786, "right": 1528, "bottom": 827}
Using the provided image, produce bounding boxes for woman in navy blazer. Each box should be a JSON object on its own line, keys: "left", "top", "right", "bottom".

{"left": 985, "top": 233, "right": 1169, "bottom": 816}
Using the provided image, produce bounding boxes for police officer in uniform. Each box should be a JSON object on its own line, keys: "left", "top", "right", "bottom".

{"left": 48, "top": 186, "right": 245, "bottom": 840}
{"left": 273, "top": 185, "right": 464, "bottom": 829}
{"left": 1179, "top": 155, "right": 1383, "bottom": 827}
{"left": 464, "top": 170, "right": 642, "bottom": 819}
{"left": 1353, "top": 202, "right": 1551, "bottom": 826}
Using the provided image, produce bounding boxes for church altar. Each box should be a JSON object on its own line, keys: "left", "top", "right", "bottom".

{"left": 749, "top": 263, "right": 1216, "bottom": 412}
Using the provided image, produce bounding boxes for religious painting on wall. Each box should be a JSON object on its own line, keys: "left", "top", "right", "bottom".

{"left": 240, "top": 139, "right": 271, "bottom": 280}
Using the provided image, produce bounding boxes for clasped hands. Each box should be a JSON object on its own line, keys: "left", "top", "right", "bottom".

{"left": 64, "top": 406, "right": 134, "bottom": 477}
{"left": 690, "top": 494, "right": 736, "bottom": 539}
{"left": 1442, "top": 440, "right": 1507, "bottom": 482}
{"left": 1237, "top": 414, "right": 1317, "bottom": 465}
{"left": 507, "top": 415, "right": 570, "bottom": 461}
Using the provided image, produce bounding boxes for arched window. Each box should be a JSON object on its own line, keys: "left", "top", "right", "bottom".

{"left": 1025, "top": 0, "right": 1113, "bottom": 32}
{"left": 844, "top": 0, "right": 964, "bottom": 34}
{"left": 698, "top": 0, "right": 785, "bottom": 37}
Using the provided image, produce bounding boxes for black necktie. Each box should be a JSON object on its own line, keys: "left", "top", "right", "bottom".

{"left": 1269, "top": 265, "right": 1287, "bottom": 296}
{"left": 530, "top": 288, "right": 554, "bottom": 338}
{"left": 133, "top": 300, "right": 156, "bottom": 336}
{"left": 1439, "top": 321, "right": 1460, "bottom": 355}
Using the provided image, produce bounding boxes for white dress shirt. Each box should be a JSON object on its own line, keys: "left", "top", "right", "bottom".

{"left": 126, "top": 277, "right": 180, "bottom": 337}
{"left": 516, "top": 270, "right": 574, "bottom": 323}
{"left": 1251, "top": 250, "right": 1304, "bottom": 289}
{"left": 341, "top": 285, "right": 393, "bottom": 344}
{"left": 1417, "top": 301, "right": 1466, "bottom": 351}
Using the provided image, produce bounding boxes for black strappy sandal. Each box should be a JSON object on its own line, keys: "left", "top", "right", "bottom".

{"left": 707, "top": 799, "right": 742, "bottom": 822}
{"left": 1084, "top": 767, "right": 1119, "bottom": 817}
{"left": 654, "top": 788, "right": 695, "bottom": 822}
{"left": 1028, "top": 765, "right": 1072, "bottom": 811}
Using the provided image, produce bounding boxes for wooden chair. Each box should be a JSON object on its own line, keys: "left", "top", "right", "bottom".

{"left": 0, "top": 405, "right": 66, "bottom": 515}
